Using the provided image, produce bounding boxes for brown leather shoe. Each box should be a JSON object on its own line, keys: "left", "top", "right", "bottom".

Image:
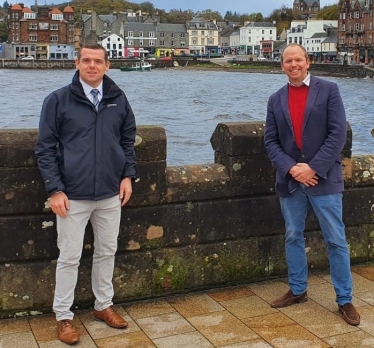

{"left": 93, "top": 306, "right": 128, "bottom": 328}
{"left": 271, "top": 289, "right": 308, "bottom": 308}
{"left": 57, "top": 319, "right": 79, "bottom": 345}
{"left": 339, "top": 303, "right": 360, "bottom": 326}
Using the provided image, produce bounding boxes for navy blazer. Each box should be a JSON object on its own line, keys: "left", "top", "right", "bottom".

{"left": 264, "top": 75, "right": 346, "bottom": 197}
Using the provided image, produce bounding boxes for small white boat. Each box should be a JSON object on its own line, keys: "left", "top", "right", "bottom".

{"left": 120, "top": 60, "right": 152, "bottom": 71}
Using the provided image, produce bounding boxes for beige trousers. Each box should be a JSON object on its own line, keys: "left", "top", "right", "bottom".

{"left": 53, "top": 195, "right": 121, "bottom": 321}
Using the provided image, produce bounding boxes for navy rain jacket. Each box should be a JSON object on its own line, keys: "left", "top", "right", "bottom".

{"left": 35, "top": 71, "right": 136, "bottom": 200}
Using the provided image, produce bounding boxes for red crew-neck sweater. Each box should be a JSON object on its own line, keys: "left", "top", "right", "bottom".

{"left": 288, "top": 84, "right": 309, "bottom": 149}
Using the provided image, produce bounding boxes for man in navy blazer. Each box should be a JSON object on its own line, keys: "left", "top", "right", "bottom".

{"left": 264, "top": 43, "right": 360, "bottom": 325}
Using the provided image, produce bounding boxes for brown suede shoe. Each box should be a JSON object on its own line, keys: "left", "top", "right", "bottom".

{"left": 339, "top": 303, "right": 360, "bottom": 326}
{"left": 57, "top": 319, "right": 79, "bottom": 345}
{"left": 93, "top": 306, "right": 128, "bottom": 328}
{"left": 271, "top": 289, "right": 308, "bottom": 308}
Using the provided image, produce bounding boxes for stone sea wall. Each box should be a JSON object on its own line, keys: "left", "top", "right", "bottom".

{"left": 0, "top": 122, "right": 374, "bottom": 318}
{"left": 1, "top": 58, "right": 374, "bottom": 78}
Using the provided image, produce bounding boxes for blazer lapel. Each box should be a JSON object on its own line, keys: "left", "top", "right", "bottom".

{"left": 280, "top": 85, "right": 294, "bottom": 131}
{"left": 303, "top": 76, "right": 319, "bottom": 131}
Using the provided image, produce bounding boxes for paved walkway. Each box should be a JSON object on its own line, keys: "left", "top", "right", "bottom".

{"left": 1, "top": 265, "right": 374, "bottom": 348}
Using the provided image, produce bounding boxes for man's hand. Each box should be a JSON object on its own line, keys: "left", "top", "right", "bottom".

{"left": 49, "top": 192, "right": 69, "bottom": 218}
{"left": 289, "top": 163, "right": 319, "bottom": 187}
{"left": 119, "top": 177, "right": 132, "bottom": 206}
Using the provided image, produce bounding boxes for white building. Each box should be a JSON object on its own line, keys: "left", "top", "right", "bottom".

{"left": 239, "top": 22, "right": 276, "bottom": 56}
{"left": 101, "top": 33, "right": 125, "bottom": 59}
{"left": 230, "top": 29, "right": 240, "bottom": 55}
{"left": 287, "top": 20, "right": 338, "bottom": 61}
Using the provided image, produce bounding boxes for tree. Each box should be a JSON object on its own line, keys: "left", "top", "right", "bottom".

{"left": 317, "top": 4, "right": 339, "bottom": 20}
{"left": 0, "top": 21, "right": 7, "bottom": 42}
{"left": 139, "top": 1, "right": 155, "bottom": 16}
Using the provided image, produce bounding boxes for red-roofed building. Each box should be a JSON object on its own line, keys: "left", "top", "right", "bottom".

{"left": 5, "top": 4, "right": 76, "bottom": 60}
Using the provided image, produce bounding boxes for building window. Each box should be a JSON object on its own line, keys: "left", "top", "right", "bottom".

{"left": 29, "top": 23, "right": 37, "bottom": 30}
{"left": 171, "top": 33, "right": 174, "bottom": 38}
{"left": 270, "top": 30, "right": 272, "bottom": 34}
{"left": 139, "top": 31, "right": 143, "bottom": 37}
{"left": 149, "top": 32, "right": 155, "bottom": 38}
{"left": 69, "top": 36, "right": 74, "bottom": 43}
{"left": 192, "top": 39, "right": 197, "bottom": 44}
{"left": 52, "top": 14, "right": 63, "bottom": 20}
{"left": 192, "top": 30, "right": 198, "bottom": 36}
{"left": 354, "top": 11, "right": 360, "bottom": 18}
{"left": 51, "top": 24, "right": 59, "bottom": 30}
{"left": 128, "top": 39, "right": 134, "bottom": 45}
{"left": 355, "top": 23, "right": 360, "bottom": 30}
{"left": 128, "top": 31, "right": 134, "bottom": 37}
{"left": 29, "top": 34, "right": 37, "bottom": 41}
{"left": 50, "top": 35, "right": 58, "bottom": 41}
{"left": 171, "top": 40, "right": 174, "bottom": 46}
{"left": 160, "top": 40, "right": 165, "bottom": 46}
{"left": 181, "top": 41, "right": 185, "bottom": 47}
{"left": 139, "top": 40, "right": 143, "bottom": 46}
{"left": 107, "top": 44, "right": 110, "bottom": 49}
{"left": 181, "top": 33, "right": 185, "bottom": 38}
{"left": 149, "top": 40, "right": 155, "bottom": 46}
{"left": 24, "top": 13, "right": 36, "bottom": 19}
{"left": 160, "top": 32, "right": 165, "bottom": 37}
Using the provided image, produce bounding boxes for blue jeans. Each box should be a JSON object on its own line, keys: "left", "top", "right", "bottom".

{"left": 279, "top": 185, "right": 352, "bottom": 305}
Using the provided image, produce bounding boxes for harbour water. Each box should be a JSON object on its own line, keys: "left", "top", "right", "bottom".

{"left": 1, "top": 68, "right": 373, "bottom": 165}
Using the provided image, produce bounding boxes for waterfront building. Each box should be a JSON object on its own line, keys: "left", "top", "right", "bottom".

{"left": 100, "top": 33, "right": 124, "bottom": 59}
{"left": 6, "top": 3, "right": 75, "bottom": 60}
{"left": 230, "top": 29, "right": 240, "bottom": 55}
{"left": 82, "top": 10, "right": 189, "bottom": 58}
{"left": 338, "top": 0, "right": 374, "bottom": 65}
{"left": 293, "top": 0, "right": 321, "bottom": 18}
{"left": 239, "top": 22, "right": 276, "bottom": 57}
{"left": 287, "top": 20, "right": 338, "bottom": 62}
{"left": 186, "top": 17, "right": 219, "bottom": 56}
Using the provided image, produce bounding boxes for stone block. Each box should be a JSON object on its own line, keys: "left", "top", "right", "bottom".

{"left": 215, "top": 153, "right": 275, "bottom": 196}
{"left": 210, "top": 122, "right": 266, "bottom": 156}
{"left": 130, "top": 160, "right": 167, "bottom": 206}
{"left": 0, "top": 129, "right": 38, "bottom": 168}
{"left": 0, "top": 167, "right": 47, "bottom": 215}
{"left": 135, "top": 126, "right": 166, "bottom": 162}
{"left": 343, "top": 187, "right": 374, "bottom": 225}
{"left": 351, "top": 155, "right": 374, "bottom": 187}
{"left": 165, "top": 164, "right": 230, "bottom": 203}
{"left": 117, "top": 203, "right": 199, "bottom": 252}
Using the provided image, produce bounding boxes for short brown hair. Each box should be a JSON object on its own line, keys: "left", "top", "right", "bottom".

{"left": 77, "top": 43, "right": 109, "bottom": 62}
{"left": 281, "top": 43, "right": 309, "bottom": 63}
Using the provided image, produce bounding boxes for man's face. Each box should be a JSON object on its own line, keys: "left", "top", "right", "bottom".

{"left": 75, "top": 48, "right": 110, "bottom": 88}
{"left": 281, "top": 45, "right": 310, "bottom": 85}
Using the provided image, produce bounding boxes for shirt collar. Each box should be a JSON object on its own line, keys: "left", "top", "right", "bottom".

{"left": 288, "top": 72, "right": 310, "bottom": 87}
{"left": 80, "top": 78, "right": 103, "bottom": 99}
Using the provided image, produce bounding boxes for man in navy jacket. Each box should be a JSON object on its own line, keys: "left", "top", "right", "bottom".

{"left": 36, "top": 43, "right": 136, "bottom": 344}
{"left": 264, "top": 43, "right": 360, "bottom": 326}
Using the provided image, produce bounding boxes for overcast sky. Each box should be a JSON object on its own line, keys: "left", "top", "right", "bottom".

{"left": 20, "top": 0, "right": 336, "bottom": 17}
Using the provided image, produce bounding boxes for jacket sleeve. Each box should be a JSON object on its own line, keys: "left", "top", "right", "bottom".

{"left": 308, "top": 83, "right": 346, "bottom": 179}
{"left": 35, "top": 92, "right": 65, "bottom": 196}
{"left": 120, "top": 94, "right": 136, "bottom": 179}
{"left": 264, "top": 93, "right": 297, "bottom": 178}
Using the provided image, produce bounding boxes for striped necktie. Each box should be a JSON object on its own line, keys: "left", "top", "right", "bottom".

{"left": 91, "top": 89, "right": 99, "bottom": 110}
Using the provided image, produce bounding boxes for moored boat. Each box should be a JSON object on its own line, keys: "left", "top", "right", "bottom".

{"left": 120, "top": 60, "right": 152, "bottom": 71}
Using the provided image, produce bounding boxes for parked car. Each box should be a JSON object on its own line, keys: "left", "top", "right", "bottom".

{"left": 21, "top": 55, "right": 34, "bottom": 60}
